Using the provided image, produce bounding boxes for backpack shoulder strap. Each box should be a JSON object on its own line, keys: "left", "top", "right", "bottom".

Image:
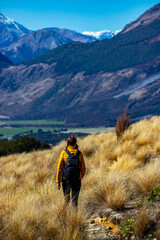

{"left": 65, "top": 149, "right": 81, "bottom": 157}
{"left": 76, "top": 150, "right": 81, "bottom": 156}
{"left": 65, "top": 149, "right": 72, "bottom": 156}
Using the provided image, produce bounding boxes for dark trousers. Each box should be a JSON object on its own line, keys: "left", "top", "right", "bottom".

{"left": 62, "top": 179, "right": 81, "bottom": 207}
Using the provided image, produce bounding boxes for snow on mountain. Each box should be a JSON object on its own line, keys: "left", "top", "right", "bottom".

{"left": 0, "top": 12, "right": 30, "bottom": 35}
{"left": 82, "top": 29, "right": 121, "bottom": 40}
{"left": 0, "top": 12, "right": 31, "bottom": 48}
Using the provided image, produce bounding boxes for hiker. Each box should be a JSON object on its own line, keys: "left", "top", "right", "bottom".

{"left": 56, "top": 136, "right": 86, "bottom": 207}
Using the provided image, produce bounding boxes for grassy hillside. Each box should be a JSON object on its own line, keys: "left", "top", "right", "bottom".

{"left": 23, "top": 19, "right": 160, "bottom": 75}
{"left": 0, "top": 116, "right": 160, "bottom": 239}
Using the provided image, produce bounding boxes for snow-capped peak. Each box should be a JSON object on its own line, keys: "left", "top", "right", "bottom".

{"left": 0, "top": 12, "right": 30, "bottom": 36}
{"left": 82, "top": 29, "right": 121, "bottom": 40}
{"left": 0, "top": 12, "right": 15, "bottom": 26}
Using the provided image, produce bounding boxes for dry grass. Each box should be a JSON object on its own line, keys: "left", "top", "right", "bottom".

{"left": 110, "top": 154, "right": 143, "bottom": 172}
{"left": 82, "top": 170, "right": 133, "bottom": 214}
{"left": 132, "top": 161, "right": 160, "bottom": 195}
{"left": 134, "top": 206, "right": 156, "bottom": 239}
{"left": 105, "top": 170, "right": 133, "bottom": 210}
{"left": 0, "top": 200, "right": 87, "bottom": 240}
{"left": 0, "top": 116, "right": 160, "bottom": 238}
{"left": 41, "top": 201, "right": 87, "bottom": 240}
{"left": 81, "top": 177, "right": 108, "bottom": 218}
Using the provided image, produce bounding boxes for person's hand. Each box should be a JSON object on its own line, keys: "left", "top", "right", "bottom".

{"left": 57, "top": 182, "right": 61, "bottom": 190}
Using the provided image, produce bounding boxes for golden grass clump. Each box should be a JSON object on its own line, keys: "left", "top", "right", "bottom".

{"left": 114, "top": 140, "right": 137, "bottom": 158}
{"left": 135, "top": 144, "right": 154, "bottom": 164}
{"left": 135, "top": 118, "right": 160, "bottom": 147}
{"left": 154, "top": 139, "right": 160, "bottom": 153}
{"left": 105, "top": 170, "right": 133, "bottom": 210}
{"left": 110, "top": 154, "right": 143, "bottom": 172}
{"left": 1, "top": 199, "right": 87, "bottom": 240}
{"left": 132, "top": 160, "right": 160, "bottom": 195}
{"left": 82, "top": 170, "right": 132, "bottom": 214}
{"left": 86, "top": 132, "right": 117, "bottom": 167}
{"left": 1, "top": 194, "right": 42, "bottom": 240}
{"left": 78, "top": 134, "right": 100, "bottom": 158}
{"left": 81, "top": 167, "right": 107, "bottom": 190}
{"left": 134, "top": 206, "right": 156, "bottom": 239}
{"left": 50, "top": 202, "right": 87, "bottom": 240}
{"left": 81, "top": 177, "right": 108, "bottom": 217}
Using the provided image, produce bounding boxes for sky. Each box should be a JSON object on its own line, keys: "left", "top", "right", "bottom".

{"left": 1, "top": 0, "right": 159, "bottom": 33}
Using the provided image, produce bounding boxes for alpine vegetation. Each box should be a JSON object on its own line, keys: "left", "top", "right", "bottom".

{"left": 0, "top": 116, "right": 160, "bottom": 238}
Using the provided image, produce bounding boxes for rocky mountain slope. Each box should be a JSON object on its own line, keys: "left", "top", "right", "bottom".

{"left": 121, "top": 3, "right": 160, "bottom": 34}
{"left": 0, "top": 4, "right": 160, "bottom": 126}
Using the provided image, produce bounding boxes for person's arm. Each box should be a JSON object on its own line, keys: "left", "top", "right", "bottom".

{"left": 57, "top": 182, "right": 61, "bottom": 190}
{"left": 56, "top": 151, "right": 65, "bottom": 189}
{"left": 79, "top": 153, "right": 86, "bottom": 179}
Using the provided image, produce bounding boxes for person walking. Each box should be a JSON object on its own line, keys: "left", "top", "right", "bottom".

{"left": 56, "top": 136, "right": 86, "bottom": 207}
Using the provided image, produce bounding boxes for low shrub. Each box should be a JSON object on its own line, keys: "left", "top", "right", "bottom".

{"left": 145, "top": 185, "right": 160, "bottom": 202}
{"left": 121, "top": 218, "right": 135, "bottom": 238}
{"left": 115, "top": 108, "right": 131, "bottom": 140}
{"left": 0, "top": 136, "right": 51, "bottom": 157}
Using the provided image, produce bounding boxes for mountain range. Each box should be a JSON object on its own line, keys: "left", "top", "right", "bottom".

{"left": 1, "top": 28, "right": 97, "bottom": 63}
{"left": 0, "top": 12, "right": 98, "bottom": 63}
{"left": 0, "top": 3, "right": 160, "bottom": 126}
{"left": 0, "top": 12, "right": 122, "bottom": 63}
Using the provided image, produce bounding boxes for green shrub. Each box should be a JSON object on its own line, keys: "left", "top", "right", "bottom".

{"left": 0, "top": 136, "right": 51, "bottom": 157}
{"left": 145, "top": 185, "right": 160, "bottom": 202}
{"left": 121, "top": 218, "right": 135, "bottom": 238}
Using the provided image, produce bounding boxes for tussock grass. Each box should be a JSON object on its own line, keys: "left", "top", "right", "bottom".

{"left": 1, "top": 199, "right": 87, "bottom": 240}
{"left": 0, "top": 116, "right": 160, "bottom": 238}
{"left": 81, "top": 177, "right": 108, "bottom": 218}
{"left": 132, "top": 161, "right": 160, "bottom": 195}
{"left": 105, "top": 170, "right": 133, "bottom": 210}
{"left": 115, "top": 140, "right": 137, "bottom": 156}
{"left": 134, "top": 206, "right": 156, "bottom": 239}
{"left": 110, "top": 154, "right": 142, "bottom": 172}
{"left": 79, "top": 134, "right": 100, "bottom": 158}
{"left": 82, "top": 170, "right": 132, "bottom": 213}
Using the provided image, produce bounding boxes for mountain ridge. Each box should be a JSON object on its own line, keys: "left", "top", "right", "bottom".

{"left": 121, "top": 3, "right": 160, "bottom": 34}
{"left": 1, "top": 26, "right": 97, "bottom": 63}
